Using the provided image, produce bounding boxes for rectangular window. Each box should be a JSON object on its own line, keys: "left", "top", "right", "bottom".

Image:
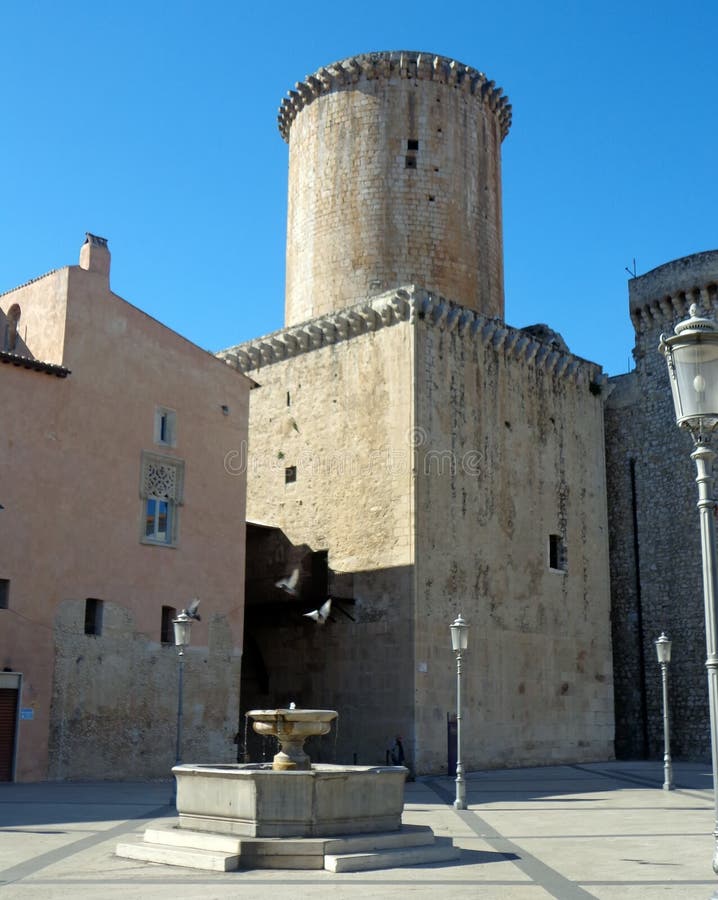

{"left": 549, "top": 534, "right": 567, "bottom": 572}
{"left": 0, "top": 580, "right": 8, "bottom": 609}
{"left": 405, "top": 155, "right": 417, "bottom": 169}
{"left": 154, "top": 407, "right": 177, "bottom": 447}
{"left": 145, "top": 498, "right": 171, "bottom": 543}
{"left": 285, "top": 465, "right": 297, "bottom": 484}
{"left": 161, "top": 605, "right": 177, "bottom": 644}
{"left": 84, "top": 598, "right": 103, "bottom": 635}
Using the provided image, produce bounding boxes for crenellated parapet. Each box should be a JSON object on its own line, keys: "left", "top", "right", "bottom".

{"left": 628, "top": 250, "right": 718, "bottom": 336}
{"left": 278, "top": 51, "right": 512, "bottom": 143}
{"left": 218, "top": 288, "right": 603, "bottom": 389}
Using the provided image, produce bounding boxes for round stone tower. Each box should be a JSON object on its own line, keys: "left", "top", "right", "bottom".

{"left": 278, "top": 51, "right": 512, "bottom": 327}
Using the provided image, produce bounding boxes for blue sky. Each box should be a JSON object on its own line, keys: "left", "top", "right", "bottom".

{"left": 1, "top": 1, "right": 715, "bottom": 375}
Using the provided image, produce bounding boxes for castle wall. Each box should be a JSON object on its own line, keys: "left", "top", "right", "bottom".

{"left": 606, "top": 252, "right": 718, "bottom": 761}
{"left": 226, "top": 287, "right": 615, "bottom": 774}
{"left": 282, "top": 52, "right": 509, "bottom": 326}
{"left": 413, "top": 315, "right": 614, "bottom": 772}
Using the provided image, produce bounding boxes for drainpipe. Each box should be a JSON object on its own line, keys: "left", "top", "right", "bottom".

{"left": 630, "top": 458, "right": 649, "bottom": 757}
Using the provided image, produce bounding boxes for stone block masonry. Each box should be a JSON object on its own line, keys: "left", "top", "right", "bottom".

{"left": 280, "top": 52, "right": 510, "bottom": 327}
{"left": 220, "top": 285, "right": 614, "bottom": 773}
{"left": 606, "top": 251, "right": 718, "bottom": 762}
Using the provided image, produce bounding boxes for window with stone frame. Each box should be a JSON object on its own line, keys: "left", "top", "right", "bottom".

{"left": 139, "top": 451, "right": 184, "bottom": 547}
{"left": 154, "top": 406, "right": 177, "bottom": 447}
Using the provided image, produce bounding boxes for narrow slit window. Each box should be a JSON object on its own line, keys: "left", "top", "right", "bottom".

{"left": 84, "top": 598, "right": 103, "bottom": 635}
{"left": 549, "top": 535, "right": 567, "bottom": 572}
{"left": 0, "top": 580, "right": 8, "bottom": 609}
{"left": 154, "top": 407, "right": 177, "bottom": 447}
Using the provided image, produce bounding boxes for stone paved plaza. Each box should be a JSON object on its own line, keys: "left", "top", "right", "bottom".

{"left": 1, "top": 761, "right": 716, "bottom": 898}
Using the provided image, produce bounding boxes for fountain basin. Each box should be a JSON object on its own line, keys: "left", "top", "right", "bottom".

{"left": 174, "top": 763, "right": 407, "bottom": 837}
{"left": 246, "top": 708, "right": 338, "bottom": 771}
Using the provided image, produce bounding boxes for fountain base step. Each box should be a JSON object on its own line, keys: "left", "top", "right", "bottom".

{"left": 115, "top": 824, "right": 459, "bottom": 872}
{"left": 325, "top": 836, "right": 461, "bottom": 873}
{"left": 115, "top": 839, "right": 239, "bottom": 872}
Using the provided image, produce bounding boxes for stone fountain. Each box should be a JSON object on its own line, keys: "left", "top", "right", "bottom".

{"left": 248, "top": 707, "right": 337, "bottom": 771}
{"left": 116, "top": 707, "right": 459, "bottom": 872}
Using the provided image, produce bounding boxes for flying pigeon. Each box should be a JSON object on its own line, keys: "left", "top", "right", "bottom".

{"left": 304, "top": 599, "right": 332, "bottom": 625}
{"left": 276, "top": 567, "right": 301, "bottom": 597}
{"left": 185, "top": 597, "right": 201, "bottom": 621}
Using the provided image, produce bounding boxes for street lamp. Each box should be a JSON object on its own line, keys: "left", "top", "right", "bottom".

{"left": 654, "top": 632, "right": 673, "bottom": 791}
{"left": 660, "top": 303, "right": 718, "bottom": 871}
{"left": 450, "top": 614, "right": 469, "bottom": 810}
{"left": 171, "top": 609, "right": 194, "bottom": 805}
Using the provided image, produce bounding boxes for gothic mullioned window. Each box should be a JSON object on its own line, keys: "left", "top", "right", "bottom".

{"left": 139, "top": 451, "right": 184, "bottom": 547}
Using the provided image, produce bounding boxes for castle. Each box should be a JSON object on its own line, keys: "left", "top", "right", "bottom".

{"left": 1, "top": 49, "right": 714, "bottom": 781}
{"left": 221, "top": 52, "right": 615, "bottom": 774}
{"left": 225, "top": 50, "right": 716, "bottom": 774}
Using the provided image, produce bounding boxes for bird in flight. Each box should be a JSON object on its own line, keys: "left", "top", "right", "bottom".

{"left": 304, "top": 599, "right": 332, "bottom": 625}
{"left": 276, "top": 568, "right": 301, "bottom": 597}
{"left": 185, "top": 597, "right": 201, "bottom": 621}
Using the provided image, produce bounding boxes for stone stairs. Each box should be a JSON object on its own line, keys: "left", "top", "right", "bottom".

{"left": 116, "top": 823, "right": 460, "bottom": 873}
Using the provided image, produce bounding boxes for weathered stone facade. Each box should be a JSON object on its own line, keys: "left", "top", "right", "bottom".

{"left": 606, "top": 251, "right": 718, "bottom": 761}
{"left": 221, "top": 286, "right": 614, "bottom": 773}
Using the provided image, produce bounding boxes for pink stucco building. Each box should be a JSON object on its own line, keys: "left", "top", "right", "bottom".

{"left": 0, "top": 234, "right": 251, "bottom": 781}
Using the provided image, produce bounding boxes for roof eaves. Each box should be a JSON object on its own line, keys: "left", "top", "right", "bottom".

{"left": 0, "top": 350, "right": 71, "bottom": 378}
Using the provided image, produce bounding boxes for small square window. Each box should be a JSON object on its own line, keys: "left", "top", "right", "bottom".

{"left": 0, "top": 580, "right": 8, "bottom": 609}
{"left": 154, "top": 407, "right": 177, "bottom": 447}
{"left": 285, "top": 466, "right": 297, "bottom": 484}
{"left": 407, "top": 139, "right": 419, "bottom": 151}
{"left": 405, "top": 156, "right": 417, "bottom": 169}
{"left": 161, "top": 605, "right": 177, "bottom": 644}
{"left": 84, "top": 598, "right": 103, "bottom": 635}
{"left": 549, "top": 534, "right": 567, "bottom": 572}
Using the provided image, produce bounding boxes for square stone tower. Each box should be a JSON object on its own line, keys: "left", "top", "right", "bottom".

{"left": 221, "top": 52, "right": 614, "bottom": 773}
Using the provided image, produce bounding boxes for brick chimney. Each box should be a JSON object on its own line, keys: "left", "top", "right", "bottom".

{"left": 79, "top": 233, "right": 110, "bottom": 280}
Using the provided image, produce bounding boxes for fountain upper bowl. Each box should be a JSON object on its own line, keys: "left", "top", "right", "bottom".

{"left": 247, "top": 709, "right": 338, "bottom": 723}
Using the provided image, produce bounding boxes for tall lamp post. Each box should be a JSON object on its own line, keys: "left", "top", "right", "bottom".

{"left": 450, "top": 614, "right": 469, "bottom": 810}
{"left": 660, "top": 303, "right": 718, "bottom": 873}
{"left": 171, "top": 609, "right": 194, "bottom": 806}
{"left": 655, "top": 632, "right": 673, "bottom": 791}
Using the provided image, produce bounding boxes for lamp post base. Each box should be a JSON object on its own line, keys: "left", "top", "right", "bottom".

{"left": 454, "top": 766, "right": 467, "bottom": 810}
